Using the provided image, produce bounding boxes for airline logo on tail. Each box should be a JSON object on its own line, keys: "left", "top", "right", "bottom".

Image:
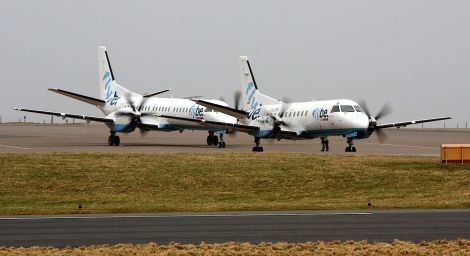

{"left": 103, "top": 71, "right": 120, "bottom": 105}
{"left": 245, "top": 82, "right": 258, "bottom": 110}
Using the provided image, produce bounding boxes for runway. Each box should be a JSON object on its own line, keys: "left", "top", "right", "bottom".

{"left": 2, "top": 124, "right": 470, "bottom": 154}
{"left": 0, "top": 210, "right": 468, "bottom": 247}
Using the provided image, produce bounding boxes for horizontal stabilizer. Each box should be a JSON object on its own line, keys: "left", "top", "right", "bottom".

{"left": 159, "top": 115, "right": 259, "bottom": 133}
{"left": 376, "top": 117, "right": 451, "bottom": 129}
{"left": 191, "top": 99, "right": 248, "bottom": 119}
{"left": 14, "top": 108, "right": 114, "bottom": 123}
{"left": 143, "top": 89, "right": 171, "bottom": 98}
{"left": 48, "top": 88, "right": 105, "bottom": 107}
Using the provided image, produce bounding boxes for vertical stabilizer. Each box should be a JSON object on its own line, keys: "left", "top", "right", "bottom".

{"left": 98, "top": 46, "right": 131, "bottom": 106}
{"left": 239, "top": 56, "right": 279, "bottom": 110}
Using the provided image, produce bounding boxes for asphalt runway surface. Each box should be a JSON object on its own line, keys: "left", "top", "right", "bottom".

{"left": 0, "top": 210, "right": 468, "bottom": 247}
{"left": 2, "top": 124, "right": 470, "bottom": 154}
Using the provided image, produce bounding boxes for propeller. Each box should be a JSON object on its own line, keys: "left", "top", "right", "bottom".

{"left": 359, "top": 100, "right": 392, "bottom": 143}
{"left": 226, "top": 91, "right": 243, "bottom": 137}
{"left": 120, "top": 92, "right": 155, "bottom": 131}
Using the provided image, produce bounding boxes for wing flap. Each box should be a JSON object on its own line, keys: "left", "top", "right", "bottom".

{"left": 376, "top": 117, "right": 451, "bottom": 129}
{"left": 159, "top": 115, "right": 259, "bottom": 133}
{"left": 14, "top": 108, "right": 114, "bottom": 123}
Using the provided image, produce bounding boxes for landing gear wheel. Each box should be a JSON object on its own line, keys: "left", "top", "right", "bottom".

{"left": 345, "top": 147, "right": 351, "bottom": 152}
{"left": 252, "top": 146, "right": 264, "bottom": 152}
{"left": 211, "top": 135, "right": 218, "bottom": 146}
{"left": 351, "top": 146, "right": 356, "bottom": 152}
{"left": 108, "top": 136, "right": 113, "bottom": 146}
{"left": 114, "top": 136, "right": 120, "bottom": 146}
{"left": 207, "top": 135, "right": 213, "bottom": 146}
{"left": 345, "top": 146, "right": 356, "bottom": 152}
{"left": 218, "top": 142, "right": 226, "bottom": 148}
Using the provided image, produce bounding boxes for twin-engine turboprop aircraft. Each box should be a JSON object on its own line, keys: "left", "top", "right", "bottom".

{"left": 161, "top": 56, "right": 451, "bottom": 152}
{"left": 14, "top": 46, "right": 236, "bottom": 147}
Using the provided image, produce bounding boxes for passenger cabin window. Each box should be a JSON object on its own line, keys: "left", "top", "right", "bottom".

{"left": 331, "top": 105, "right": 340, "bottom": 113}
{"left": 341, "top": 105, "right": 355, "bottom": 112}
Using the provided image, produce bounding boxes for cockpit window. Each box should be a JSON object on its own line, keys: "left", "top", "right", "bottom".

{"left": 204, "top": 108, "right": 213, "bottom": 112}
{"left": 331, "top": 105, "right": 340, "bottom": 113}
{"left": 354, "top": 105, "right": 363, "bottom": 112}
{"left": 340, "top": 105, "right": 355, "bottom": 112}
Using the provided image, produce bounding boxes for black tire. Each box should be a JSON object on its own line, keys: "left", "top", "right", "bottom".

{"left": 222, "top": 142, "right": 226, "bottom": 148}
{"left": 252, "top": 147, "right": 257, "bottom": 152}
{"left": 207, "top": 136, "right": 213, "bottom": 146}
{"left": 108, "top": 136, "right": 114, "bottom": 146}
{"left": 345, "top": 147, "right": 351, "bottom": 152}
{"left": 352, "top": 147, "right": 356, "bottom": 152}
{"left": 258, "top": 147, "right": 264, "bottom": 152}
{"left": 212, "top": 136, "right": 218, "bottom": 146}
{"left": 114, "top": 136, "right": 120, "bottom": 146}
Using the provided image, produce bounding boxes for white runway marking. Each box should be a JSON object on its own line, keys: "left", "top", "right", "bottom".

{"left": 0, "top": 144, "right": 31, "bottom": 150}
{"left": 0, "top": 212, "right": 371, "bottom": 220}
{"left": 365, "top": 143, "right": 438, "bottom": 150}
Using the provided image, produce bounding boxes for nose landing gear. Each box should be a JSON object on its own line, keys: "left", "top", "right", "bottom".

{"left": 345, "top": 138, "right": 356, "bottom": 152}
{"left": 252, "top": 137, "right": 263, "bottom": 152}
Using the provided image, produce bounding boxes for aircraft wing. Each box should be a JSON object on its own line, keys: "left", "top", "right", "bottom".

{"left": 14, "top": 108, "right": 114, "bottom": 123}
{"left": 191, "top": 99, "right": 248, "bottom": 120}
{"left": 48, "top": 88, "right": 105, "bottom": 107}
{"left": 376, "top": 116, "right": 451, "bottom": 129}
{"left": 159, "top": 115, "right": 259, "bottom": 133}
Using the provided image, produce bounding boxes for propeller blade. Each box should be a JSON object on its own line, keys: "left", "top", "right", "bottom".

{"left": 358, "top": 100, "right": 371, "bottom": 118}
{"left": 279, "top": 97, "right": 292, "bottom": 117}
{"left": 234, "top": 91, "right": 242, "bottom": 110}
{"left": 375, "top": 103, "right": 392, "bottom": 120}
{"left": 227, "top": 130, "right": 238, "bottom": 138}
{"left": 139, "top": 128, "right": 149, "bottom": 137}
{"left": 375, "top": 128, "right": 388, "bottom": 143}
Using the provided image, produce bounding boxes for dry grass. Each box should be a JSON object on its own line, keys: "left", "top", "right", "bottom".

{"left": 0, "top": 153, "right": 469, "bottom": 214}
{"left": 0, "top": 240, "right": 469, "bottom": 255}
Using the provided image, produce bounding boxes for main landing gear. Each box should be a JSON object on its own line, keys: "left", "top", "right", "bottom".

{"left": 108, "top": 131, "right": 120, "bottom": 146}
{"left": 207, "top": 131, "right": 226, "bottom": 148}
{"left": 345, "top": 138, "right": 356, "bottom": 152}
{"left": 252, "top": 137, "right": 263, "bottom": 152}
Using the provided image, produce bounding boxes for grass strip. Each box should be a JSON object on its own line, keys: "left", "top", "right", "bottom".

{"left": 0, "top": 153, "right": 469, "bottom": 214}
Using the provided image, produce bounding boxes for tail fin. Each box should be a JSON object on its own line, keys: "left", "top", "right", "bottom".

{"left": 98, "top": 46, "right": 131, "bottom": 104}
{"left": 239, "top": 56, "right": 279, "bottom": 110}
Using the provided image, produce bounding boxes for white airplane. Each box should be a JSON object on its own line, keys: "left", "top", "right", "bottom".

{"left": 160, "top": 56, "right": 451, "bottom": 152}
{"left": 14, "top": 46, "right": 237, "bottom": 147}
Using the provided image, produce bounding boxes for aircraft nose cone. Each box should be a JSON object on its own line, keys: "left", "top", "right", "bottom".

{"left": 345, "top": 112, "right": 369, "bottom": 129}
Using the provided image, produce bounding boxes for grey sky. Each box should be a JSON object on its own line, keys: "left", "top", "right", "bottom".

{"left": 1, "top": 1, "right": 469, "bottom": 127}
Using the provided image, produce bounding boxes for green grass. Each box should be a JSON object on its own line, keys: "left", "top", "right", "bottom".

{"left": 0, "top": 153, "right": 469, "bottom": 215}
